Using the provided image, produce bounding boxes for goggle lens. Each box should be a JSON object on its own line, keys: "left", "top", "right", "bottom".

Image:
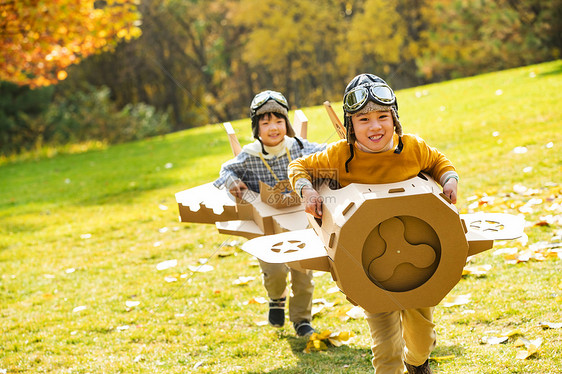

{"left": 343, "top": 83, "right": 396, "bottom": 113}
{"left": 371, "top": 85, "right": 394, "bottom": 103}
{"left": 251, "top": 90, "right": 288, "bottom": 113}
{"left": 343, "top": 87, "right": 369, "bottom": 111}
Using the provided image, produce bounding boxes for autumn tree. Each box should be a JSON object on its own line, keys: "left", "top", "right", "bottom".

{"left": 417, "top": 0, "right": 562, "bottom": 80}
{"left": 0, "top": 0, "right": 141, "bottom": 88}
{"left": 232, "top": 0, "right": 348, "bottom": 107}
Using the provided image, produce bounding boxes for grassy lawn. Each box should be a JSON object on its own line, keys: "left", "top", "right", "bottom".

{"left": 1, "top": 60, "right": 561, "bottom": 373}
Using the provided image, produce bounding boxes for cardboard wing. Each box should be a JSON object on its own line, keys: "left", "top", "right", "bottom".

{"left": 240, "top": 228, "right": 326, "bottom": 262}
{"left": 175, "top": 182, "right": 238, "bottom": 224}
{"left": 176, "top": 180, "right": 310, "bottom": 238}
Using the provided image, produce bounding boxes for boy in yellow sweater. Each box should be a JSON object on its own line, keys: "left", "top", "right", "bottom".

{"left": 288, "top": 74, "right": 458, "bottom": 374}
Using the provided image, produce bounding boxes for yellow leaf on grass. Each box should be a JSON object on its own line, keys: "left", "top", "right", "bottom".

{"left": 463, "top": 264, "right": 492, "bottom": 276}
{"left": 515, "top": 338, "right": 542, "bottom": 359}
{"left": 514, "top": 337, "right": 530, "bottom": 347}
{"left": 328, "top": 331, "right": 355, "bottom": 347}
{"left": 504, "top": 329, "right": 523, "bottom": 337}
{"left": 305, "top": 330, "right": 354, "bottom": 353}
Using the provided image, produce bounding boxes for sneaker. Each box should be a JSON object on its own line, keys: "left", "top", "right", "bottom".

{"left": 268, "top": 297, "right": 286, "bottom": 327}
{"left": 404, "top": 360, "right": 432, "bottom": 374}
{"left": 294, "top": 320, "right": 315, "bottom": 337}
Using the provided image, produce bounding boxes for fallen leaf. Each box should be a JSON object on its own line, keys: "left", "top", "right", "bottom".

{"left": 304, "top": 330, "right": 354, "bottom": 353}
{"left": 463, "top": 264, "right": 492, "bottom": 276}
{"left": 188, "top": 264, "right": 213, "bottom": 272}
{"left": 313, "top": 298, "right": 336, "bottom": 308}
{"left": 244, "top": 296, "right": 267, "bottom": 305}
{"left": 156, "top": 259, "right": 177, "bottom": 271}
{"left": 312, "top": 304, "right": 325, "bottom": 317}
{"left": 503, "top": 329, "right": 523, "bottom": 337}
{"left": 514, "top": 337, "right": 530, "bottom": 347}
{"left": 328, "top": 331, "right": 355, "bottom": 347}
{"left": 346, "top": 306, "right": 365, "bottom": 319}
{"left": 539, "top": 321, "right": 562, "bottom": 329}
{"left": 442, "top": 294, "right": 471, "bottom": 307}
{"left": 233, "top": 276, "right": 255, "bottom": 285}
{"left": 481, "top": 336, "right": 508, "bottom": 345}
{"left": 516, "top": 349, "right": 534, "bottom": 360}
{"left": 193, "top": 360, "right": 205, "bottom": 369}
{"left": 513, "top": 184, "right": 528, "bottom": 194}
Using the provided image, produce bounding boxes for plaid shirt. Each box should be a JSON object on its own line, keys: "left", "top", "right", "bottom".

{"left": 214, "top": 138, "right": 326, "bottom": 192}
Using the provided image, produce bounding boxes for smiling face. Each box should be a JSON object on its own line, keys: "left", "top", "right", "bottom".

{"left": 258, "top": 113, "right": 287, "bottom": 147}
{"left": 351, "top": 110, "right": 395, "bottom": 152}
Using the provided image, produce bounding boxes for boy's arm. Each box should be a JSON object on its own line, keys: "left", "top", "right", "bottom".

{"left": 288, "top": 147, "right": 333, "bottom": 218}
{"left": 213, "top": 153, "right": 248, "bottom": 191}
{"left": 303, "top": 139, "right": 327, "bottom": 154}
{"left": 416, "top": 137, "right": 459, "bottom": 203}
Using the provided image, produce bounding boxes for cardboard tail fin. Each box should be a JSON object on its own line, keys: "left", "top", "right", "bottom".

{"left": 293, "top": 109, "right": 308, "bottom": 139}
{"left": 323, "top": 101, "right": 346, "bottom": 139}
{"left": 222, "top": 122, "right": 242, "bottom": 156}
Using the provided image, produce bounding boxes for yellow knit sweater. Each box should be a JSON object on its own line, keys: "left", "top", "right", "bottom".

{"left": 288, "top": 134, "right": 456, "bottom": 189}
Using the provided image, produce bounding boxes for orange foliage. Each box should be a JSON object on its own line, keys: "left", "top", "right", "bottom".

{"left": 0, "top": 0, "right": 141, "bottom": 88}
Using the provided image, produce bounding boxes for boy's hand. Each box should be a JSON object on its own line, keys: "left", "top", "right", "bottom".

{"left": 229, "top": 180, "right": 248, "bottom": 199}
{"left": 302, "top": 186, "right": 323, "bottom": 218}
{"left": 443, "top": 178, "right": 458, "bottom": 204}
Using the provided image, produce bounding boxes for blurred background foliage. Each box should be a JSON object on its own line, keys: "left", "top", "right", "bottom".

{"left": 1, "top": 0, "right": 560, "bottom": 157}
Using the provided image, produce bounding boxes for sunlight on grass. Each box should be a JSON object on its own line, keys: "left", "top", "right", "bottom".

{"left": 1, "top": 61, "right": 561, "bottom": 373}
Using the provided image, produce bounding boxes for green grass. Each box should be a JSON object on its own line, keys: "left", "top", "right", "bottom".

{"left": 1, "top": 60, "right": 561, "bottom": 373}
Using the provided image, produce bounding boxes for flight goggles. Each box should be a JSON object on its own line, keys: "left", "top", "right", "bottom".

{"left": 250, "top": 90, "right": 289, "bottom": 115}
{"left": 343, "top": 83, "right": 396, "bottom": 114}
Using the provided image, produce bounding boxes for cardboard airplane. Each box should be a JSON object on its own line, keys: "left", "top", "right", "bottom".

{"left": 241, "top": 172, "right": 524, "bottom": 313}
{"left": 176, "top": 103, "right": 524, "bottom": 314}
{"left": 175, "top": 111, "right": 312, "bottom": 239}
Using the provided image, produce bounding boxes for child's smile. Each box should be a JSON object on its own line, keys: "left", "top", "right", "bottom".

{"left": 352, "top": 110, "right": 394, "bottom": 152}
{"left": 259, "top": 114, "right": 287, "bottom": 147}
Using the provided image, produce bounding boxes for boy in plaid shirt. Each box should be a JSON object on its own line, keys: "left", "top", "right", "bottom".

{"left": 214, "top": 90, "right": 325, "bottom": 337}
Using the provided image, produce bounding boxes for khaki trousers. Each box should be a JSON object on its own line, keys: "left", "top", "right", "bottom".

{"left": 258, "top": 259, "right": 314, "bottom": 323}
{"left": 365, "top": 307, "right": 436, "bottom": 373}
